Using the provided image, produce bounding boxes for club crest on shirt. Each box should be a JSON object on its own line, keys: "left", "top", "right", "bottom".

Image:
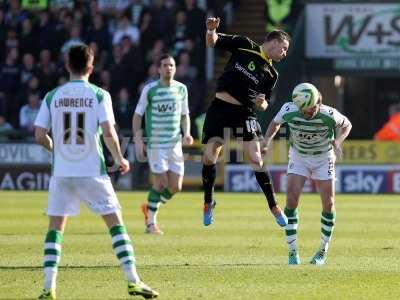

{"left": 263, "top": 64, "right": 273, "bottom": 76}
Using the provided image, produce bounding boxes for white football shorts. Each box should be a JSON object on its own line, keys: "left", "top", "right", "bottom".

{"left": 287, "top": 147, "right": 336, "bottom": 181}
{"left": 47, "top": 176, "right": 121, "bottom": 216}
{"left": 147, "top": 142, "right": 184, "bottom": 175}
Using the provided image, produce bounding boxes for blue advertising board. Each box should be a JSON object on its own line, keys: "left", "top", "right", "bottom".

{"left": 225, "top": 165, "right": 400, "bottom": 194}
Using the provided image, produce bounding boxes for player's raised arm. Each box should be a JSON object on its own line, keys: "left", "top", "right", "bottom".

{"left": 205, "top": 17, "right": 220, "bottom": 47}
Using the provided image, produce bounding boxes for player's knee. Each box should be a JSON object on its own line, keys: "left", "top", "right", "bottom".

{"left": 203, "top": 155, "right": 214, "bottom": 165}
{"left": 323, "top": 199, "right": 335, "bottom": 212}
{"left": 169, "top": 184, "right": 181, "bottom": 194}
{"left": 203, "top": 143, "right": 222, "bottom": 165}
{"left": 321, "top": 189, "right": 335, "bottom": 212}
{"left": 153, "top": 180, "right": 167, "bottom": 191}
{"left": 286, "top": 190, "right": 300, "bottom": 206}
{"left": 203, "top": 151, "right": 219, "bottom": 165}
{"left": 249, "top": 159, "right": 263, "bottom": 171}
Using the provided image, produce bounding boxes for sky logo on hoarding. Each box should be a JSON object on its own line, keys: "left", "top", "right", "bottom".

{"left": 342, "top": 170, "right": 386, "bottom": 193}
{"left": 228, "top": 169, "right": 261, "bottom": 192}
{"left": 326, "top": 6, "right": 400, "bottom": 55}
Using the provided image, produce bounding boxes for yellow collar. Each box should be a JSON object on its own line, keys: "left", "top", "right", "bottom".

{"left": 260, "top": 46, "right": 272, "bottom": 65}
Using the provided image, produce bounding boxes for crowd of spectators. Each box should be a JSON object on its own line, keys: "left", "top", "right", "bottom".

{"left": 0, "top": 0, "right": 228, "bottom": 139}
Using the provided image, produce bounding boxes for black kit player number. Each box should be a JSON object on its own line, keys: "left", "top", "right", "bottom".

{"left": 245, "top": 119, "right": 258, "bottom": 133}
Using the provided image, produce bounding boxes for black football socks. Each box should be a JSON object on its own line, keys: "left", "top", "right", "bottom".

{"left": 202, "top": 164, "right": 216, "bottom": 204}
{"left": 254, "top": 170, "right": 278, "bottom": 209}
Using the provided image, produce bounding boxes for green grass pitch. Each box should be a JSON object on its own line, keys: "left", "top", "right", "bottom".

{"left": 1, "top": 191, "right": 399, "bottom": 299}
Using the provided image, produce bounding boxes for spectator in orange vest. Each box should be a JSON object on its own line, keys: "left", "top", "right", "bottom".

{"left": 374, "top": 105, "right": 400, "bottom": 141}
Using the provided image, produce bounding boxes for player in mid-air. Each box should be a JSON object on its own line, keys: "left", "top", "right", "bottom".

{"left": 202, "top": 17, "right": 290, "bottom": 227}
{"left": 34, "top": 45, "right": 158, "bottom": 299}
{"left": 132, "top": 54, "right": 193, "bottom": 235}
{"left": 262, "top": 83, "right": 352, "bottom": 265}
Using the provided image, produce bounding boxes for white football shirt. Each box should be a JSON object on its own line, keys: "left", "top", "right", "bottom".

{"left": 34, "top": 80, "right": 115, "bottom": 177}
{"left": 274, "top": 102, "right": 350, "bottom": 156}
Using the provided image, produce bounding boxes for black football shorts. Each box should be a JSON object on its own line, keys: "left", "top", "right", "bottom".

{"left": 202, "top": 98, "right": 262, "bottom": 144}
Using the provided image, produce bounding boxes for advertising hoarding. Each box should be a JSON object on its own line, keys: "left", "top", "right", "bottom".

{"left": 306, "top": 4, "right": 400, "bottom": 59}
{"left": 0, "top": 165, "right": 51, "bottom": 190}
{"left": 225, "top": 164, "right": 400, "bottom": 194}
{"left": 0, "top": 143, "right": 51, "bottom": 164}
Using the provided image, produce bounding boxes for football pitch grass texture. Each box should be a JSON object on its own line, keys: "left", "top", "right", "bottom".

{"left": 0, "top": 191, "right": 399, "bottom": 300}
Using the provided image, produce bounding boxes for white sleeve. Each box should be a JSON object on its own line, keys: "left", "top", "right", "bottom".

{"left": 134, "top": 84, "right": 150, "bottom": 116}
{"left": 181, "top": 85, "right": 189, "bottom": 115}
{"left": 34, "top": 100, "right": 51, "bottom": 129}
{"left": 332, "top": 108, "right": 350, "bottom": 128}
{"left": 273, "top": 103, "right": 289, "bottom": 124}
{"left": 98, "top": 91, "right": 115, "bottom": 124}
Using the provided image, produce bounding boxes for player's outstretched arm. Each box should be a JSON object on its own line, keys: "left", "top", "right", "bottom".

{"left": 206, "top": 17, "right": 220, "bottom": 47}
{"left": 261, "top": 121, "right": 281, "bottom": 154}
{"left": 34, "top": 126, "right": 53, "bottom": 152}
{"left": 101, "top": 121, "right": 130, "bottom": 174}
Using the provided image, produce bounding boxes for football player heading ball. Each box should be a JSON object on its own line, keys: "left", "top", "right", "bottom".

{"left": 262, "top": 83, "right": 352, "bottom": 265}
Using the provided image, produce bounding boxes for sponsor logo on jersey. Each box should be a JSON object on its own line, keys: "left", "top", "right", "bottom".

{"left": 157, "top": 102, "right": 177, "bottom": 113}
{"left": 235, "top": 63, "right": 259, "bottom": 84}
{"left": 293, "top": 131, "right": 329, "bottom": 143}
{"left": 248, "top": 61, "right": 256, "bottom": 71}
{"left": 263, "top": 64, "right": 274, "bottom": 76}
